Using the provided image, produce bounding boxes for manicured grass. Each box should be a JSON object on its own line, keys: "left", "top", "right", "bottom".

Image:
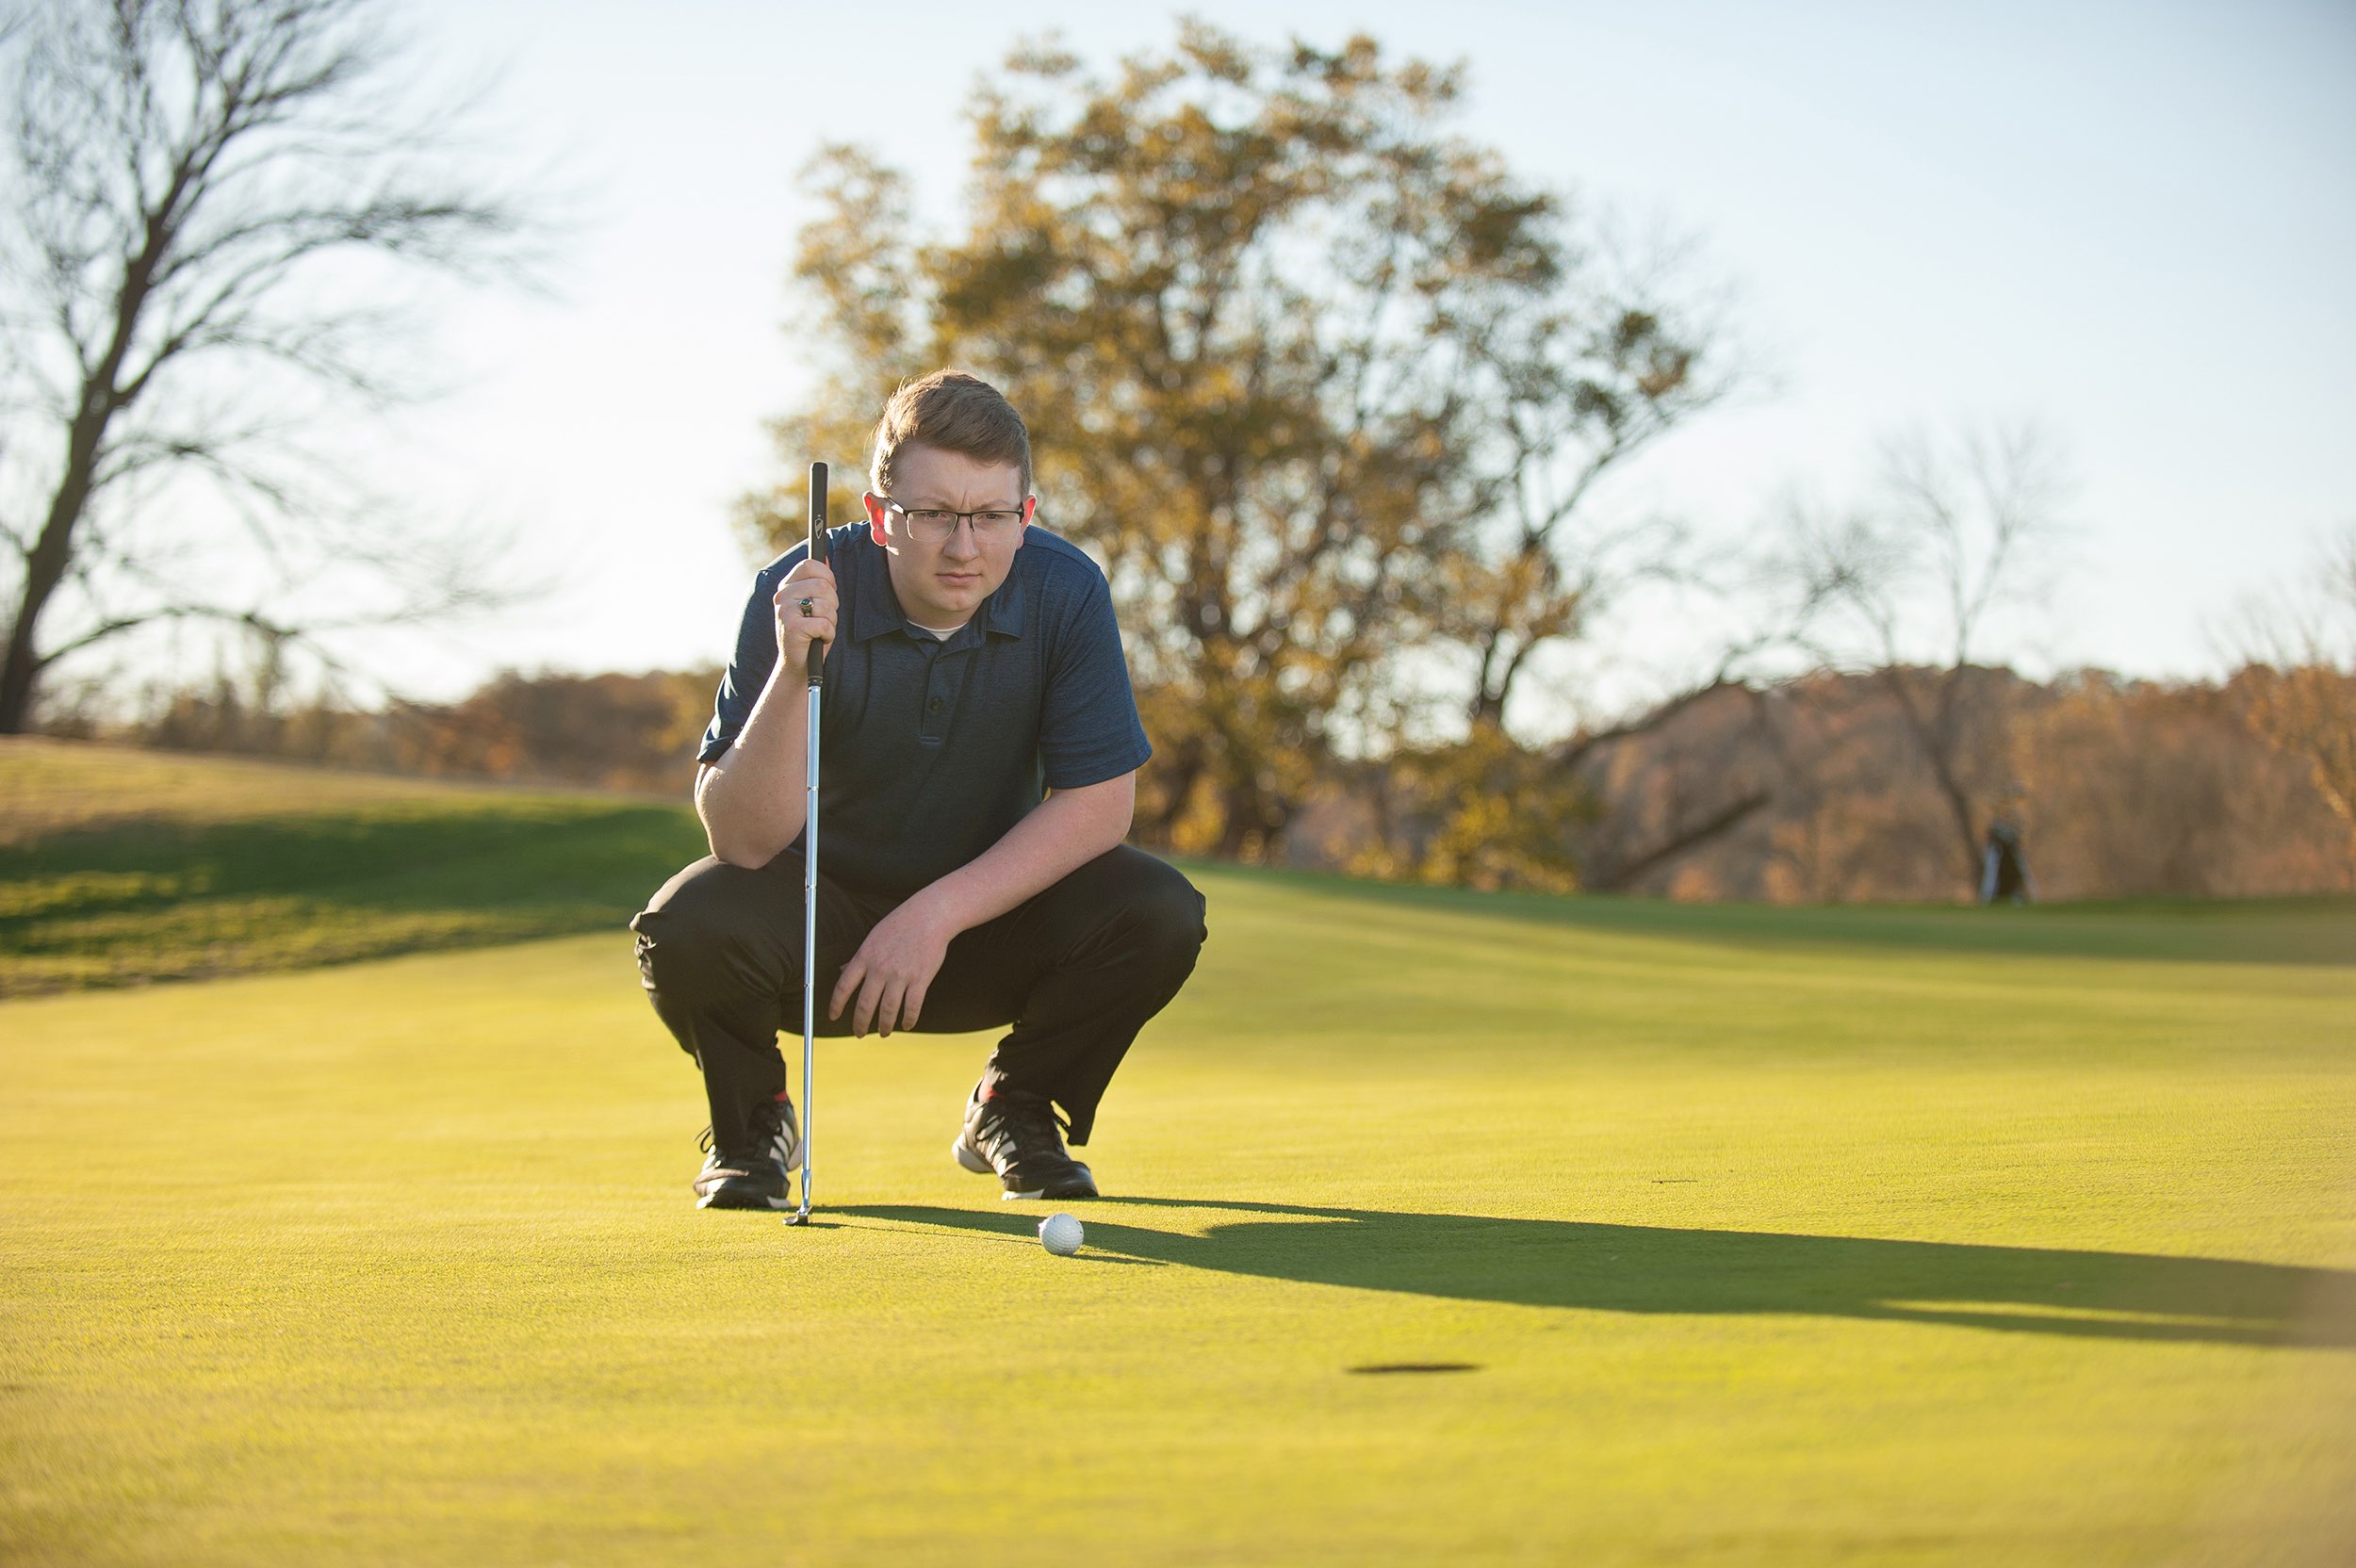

{"left": 4, "top": 845, "right": 2352, "bottom": 1564}
{"left": 0, "top": 738, "right": 708, "bottom": 997}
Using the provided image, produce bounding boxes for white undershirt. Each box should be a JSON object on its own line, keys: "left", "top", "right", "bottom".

{"left": 908, "top": 619, "right": 966, "bottom": 640}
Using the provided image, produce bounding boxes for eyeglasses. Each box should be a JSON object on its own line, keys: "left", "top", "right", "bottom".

{"left": 881, "top": 499, "right": 1028, "bottom": 546}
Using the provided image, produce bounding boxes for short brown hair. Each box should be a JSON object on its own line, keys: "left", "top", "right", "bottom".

{"left": 869, "top": 370, "right": 1033, "bottom": 500}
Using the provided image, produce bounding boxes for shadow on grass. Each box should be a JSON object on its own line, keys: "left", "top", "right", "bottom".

{"left": 1183, "top": 861, "right": 2356, "bottom": 969}
{"left": 843, "top": 1200, "right": 2356, "bottom": 1348}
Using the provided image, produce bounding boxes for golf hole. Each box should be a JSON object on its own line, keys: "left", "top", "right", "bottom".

{"left": 1348, "top": 1363, "right": 1481, "bottom": 1375}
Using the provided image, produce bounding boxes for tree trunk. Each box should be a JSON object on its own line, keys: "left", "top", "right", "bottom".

{"left": 1215, "top": 773, "right": 1290, "bottom": 862}
{"left": 1, "top": 399, "right": 115, "bottom": 733}
{"left": 1139, "top": 738, "right": 1206, "bottom": 849}
{"left": 1468, "top": 624, "right": 1507, "bottom": 727}
{"left": 1875, "top": 665, "right": 1985, "bottom": 894}
{"left": 4, "top": 166, "right": 165, "bottom": 732}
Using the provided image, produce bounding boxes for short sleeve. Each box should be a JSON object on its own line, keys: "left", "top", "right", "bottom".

{"left": 696, "top": 560, "right": 790, "bottom": 764}
{"left": 1038, "top": 570, "right": 1152, "bottom": 790}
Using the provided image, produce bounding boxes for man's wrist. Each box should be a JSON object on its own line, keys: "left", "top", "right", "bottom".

{"left": 902, "top": 880, "right": 980, "bottom": 941}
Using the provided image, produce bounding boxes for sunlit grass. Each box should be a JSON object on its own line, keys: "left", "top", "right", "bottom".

{"left": 4, "top": 833, "right": 2351, "bottom": 1564}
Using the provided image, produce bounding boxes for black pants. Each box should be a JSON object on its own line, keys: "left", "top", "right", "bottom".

{"left": 630, "top": 845, "right": 1206, "bottom": 1149}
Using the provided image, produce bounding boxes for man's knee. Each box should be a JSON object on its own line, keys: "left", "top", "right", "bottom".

{"left": 631, "top": 856, "right": 791, "bottom": 1002}
{"left": 1104, "top": 849, "right": 1207, "bottom": 976}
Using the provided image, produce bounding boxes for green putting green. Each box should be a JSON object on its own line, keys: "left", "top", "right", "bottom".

{"left": 4, "top": 853, "right": 2353, "bottom": 1565}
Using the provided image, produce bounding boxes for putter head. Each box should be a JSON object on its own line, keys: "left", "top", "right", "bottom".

{"left": 782, "top": 1208, "right": 811, "bottom": 1227}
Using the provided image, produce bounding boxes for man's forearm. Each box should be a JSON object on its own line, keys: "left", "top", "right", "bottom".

{"left": 913, "top": 774, "right": 1137, "bottom": 936}
{"left": 695, "top": 666, "right": 810, "bottom": 867}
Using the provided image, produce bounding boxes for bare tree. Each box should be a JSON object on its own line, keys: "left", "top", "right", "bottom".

{"left": 1782, "top": 419, "right": 2070, "bottom": 890}
{"left": 1449, "top": 228, "right": 1740, "bottom": 730}
{"left": 2230, "top": 523, "right": 2356, "bottom": 670}
{"left": 2228, "top": 523, "right": 2356, "bottom": 852}
{"left": 0, "top": 0, "right": 532, "bottom": 733}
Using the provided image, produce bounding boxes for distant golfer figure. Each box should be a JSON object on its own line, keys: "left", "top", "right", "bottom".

{"left": 1979, "top": 788, "right": 2036, "bottom": 906}
{"left": 631, "top": 372, "right": 1206, "bottom": 1211}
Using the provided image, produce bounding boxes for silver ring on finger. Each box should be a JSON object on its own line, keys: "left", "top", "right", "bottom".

{"left": 797, "top": 596, "right": 814, "bottom": 617}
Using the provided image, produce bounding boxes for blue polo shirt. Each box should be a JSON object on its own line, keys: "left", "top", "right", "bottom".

{"left": 696, "top": 523, "right": 1153, "bottom": 896}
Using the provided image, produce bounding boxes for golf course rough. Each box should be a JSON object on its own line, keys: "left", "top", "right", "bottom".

{"left": 0, "top": 738, "right": 709, "bottom": 998}
{"left": 3, "top": 749, "right": 2353, "bottom": 1564}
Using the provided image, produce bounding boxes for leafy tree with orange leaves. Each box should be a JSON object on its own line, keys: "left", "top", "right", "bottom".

{"left": 742, "top": 23, "right": 1729, "bottom": 863}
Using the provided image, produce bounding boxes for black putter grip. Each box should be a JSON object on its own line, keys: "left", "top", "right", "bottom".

{"left": 806, "top": 462, "right": 828, "bottom": 687}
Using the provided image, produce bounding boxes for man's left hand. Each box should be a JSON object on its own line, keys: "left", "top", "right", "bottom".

{"left": 830, "top": 894, "right": 958, "bottom": 1037}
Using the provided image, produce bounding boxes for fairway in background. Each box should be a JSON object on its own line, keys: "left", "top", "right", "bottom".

{"left": 4, "top": 861, "right": 2353, "bottom": 1565}
{"left": 0, "top": 738, "right": 706, "bottom": 997}
{"left": 9, "top": 738, "right": 2352, "bottom": 1004}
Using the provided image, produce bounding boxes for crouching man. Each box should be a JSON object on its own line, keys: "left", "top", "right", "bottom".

{"left": 631, "top": 370, "right": 1207, "bottom": 1210}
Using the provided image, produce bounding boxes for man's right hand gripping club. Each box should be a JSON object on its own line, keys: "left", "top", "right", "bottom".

{"left": 691, "top": 555, "right": 837, "bottom": 868}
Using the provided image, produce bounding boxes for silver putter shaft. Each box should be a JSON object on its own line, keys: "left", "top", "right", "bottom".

{"left": 787, "top": 461, "right": 827, "bottom": 1227}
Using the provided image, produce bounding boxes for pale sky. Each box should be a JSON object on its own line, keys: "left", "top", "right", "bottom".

{"left": 357, "top": 0, "right": 2352, "bottom": 722}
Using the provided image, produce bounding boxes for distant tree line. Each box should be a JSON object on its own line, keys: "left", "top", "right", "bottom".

{"left": 41, "top": 667, "right": 720, "bottom": 799}
{"left": 1312, "top": 664, "right": 2354, "bottom": 902}
{"left": 41, "top": 654, "right": 2355, "bottom": 903}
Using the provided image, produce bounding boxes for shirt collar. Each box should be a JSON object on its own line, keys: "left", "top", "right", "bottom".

{"left": 984, "top": 560, "right": 1027, "bottom": 639}
{"left": 851, "top": 532, "right": 909, "bottom": 643}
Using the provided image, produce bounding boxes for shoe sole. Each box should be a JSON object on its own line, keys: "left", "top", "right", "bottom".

{"left": 696, "top": 1188, "right": 793, "bottom": 1211}
{"left": 1001, "top": 1182, "right": 1097, "bottom": 1201}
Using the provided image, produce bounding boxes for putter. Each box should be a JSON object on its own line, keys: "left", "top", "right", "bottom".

{"left": 785, "top": 461, "right": 828, "bottom": 1227}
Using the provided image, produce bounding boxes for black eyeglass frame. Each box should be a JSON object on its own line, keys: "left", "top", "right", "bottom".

{"left": 878, "top": 498, "right": 1031, "bottom": 544}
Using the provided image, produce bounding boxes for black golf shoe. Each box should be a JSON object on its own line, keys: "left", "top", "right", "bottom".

{"left": 695, "top": 1091, "right": 804, "bottom": 1211}
{"left": 953, "top": 1082, "right": 1098, "bottom": 1201}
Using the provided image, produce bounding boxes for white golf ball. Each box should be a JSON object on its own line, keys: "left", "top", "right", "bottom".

{"left": 1039, "top": 1213, "right": 1084, "bottom": 1256}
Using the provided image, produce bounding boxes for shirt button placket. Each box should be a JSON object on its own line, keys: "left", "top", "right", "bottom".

{"left": 923, "top": 677, "right": 948, "bottom": 743}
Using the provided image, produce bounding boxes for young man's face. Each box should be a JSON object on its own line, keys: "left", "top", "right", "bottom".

{"left": 863, "top": 443, "right": 1032, "bottom": 629}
